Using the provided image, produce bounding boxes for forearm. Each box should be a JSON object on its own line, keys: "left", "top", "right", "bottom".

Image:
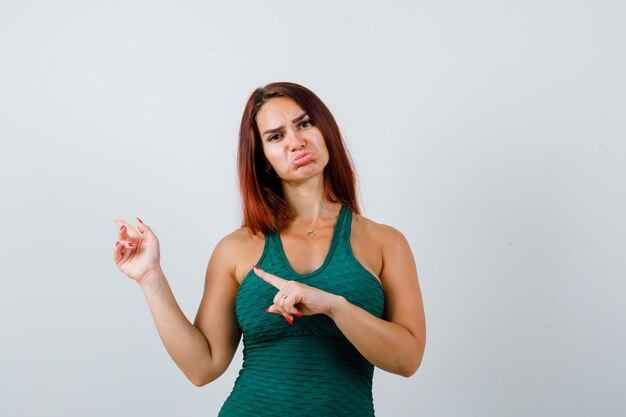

{"left": 327, "top": 296, "right": 424, "bottom": 377}
{"left": 140, "top": 267, "right": 214, "bottom": 385}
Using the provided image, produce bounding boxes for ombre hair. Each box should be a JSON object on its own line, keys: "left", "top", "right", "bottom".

{"left": 237, "top": 82, "right": 360, "bottom": 234}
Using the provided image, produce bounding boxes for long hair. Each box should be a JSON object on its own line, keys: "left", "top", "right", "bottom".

{"left": 238, "top": 82, "right": 360, "bottom": 235}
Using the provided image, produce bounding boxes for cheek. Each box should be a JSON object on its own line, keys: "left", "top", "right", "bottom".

{"left": 311, "top": 129, "right": 326, "bottom": 148}
{"left": 317, "top": 135, "right": 329, "bottom": 156}
{"left": 263, "top": 148, "right": 282, "bottom": 167}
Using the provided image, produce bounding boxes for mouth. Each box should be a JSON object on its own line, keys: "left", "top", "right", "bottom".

{"left": 293, "top": 152, "right": 314, "bottom": 166}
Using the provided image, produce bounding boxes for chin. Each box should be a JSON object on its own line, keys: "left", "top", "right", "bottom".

{"left": 283, "top": 166, "right": 323, "bottom": 181}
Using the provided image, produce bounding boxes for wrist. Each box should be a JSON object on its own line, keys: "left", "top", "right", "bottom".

{"left": 138, "top": 265, "right": 164, "bottom": 292}
{"left": 326, "top": 295, "right": 347, "bottom": 319}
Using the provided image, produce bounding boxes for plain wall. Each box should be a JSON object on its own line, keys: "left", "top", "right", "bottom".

{"left": 1, "top": 0, "right": 624, "bottom": 416}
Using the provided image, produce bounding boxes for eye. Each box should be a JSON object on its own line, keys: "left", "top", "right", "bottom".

{"left": 267, "top": 133, "right": 283, "bottom": 142}
{"left": 299, "top": 120, "right": 313, "bottom": 129}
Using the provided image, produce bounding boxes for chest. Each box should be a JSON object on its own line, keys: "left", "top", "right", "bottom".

{"left": 278, "top": 225, "right": 336, "bottom": 275}
{"left": 234, "top": 221, "right": 382, "bottom": 285}
{"left": 235, "top": 234, "right": 386, "bottom": 342}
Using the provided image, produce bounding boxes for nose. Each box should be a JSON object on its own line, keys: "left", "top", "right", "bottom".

{"left": 287, "top": 129, "right": 306, "bottom": 151}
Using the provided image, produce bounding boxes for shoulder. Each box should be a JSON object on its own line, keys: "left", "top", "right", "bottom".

{"left": 352, "top": 212, "right": 408, "bottom": 249}
{"left": 349, "top": 212, "right": 411, "bottom": 280}
{"left": 216, "top": 226, "right": 263, "bottom": 250}
{"left": 354, "top": 214, "right": 419, "bottom": 306}
{"left": 212, "top": 226, "right": 266, "bottom": 284}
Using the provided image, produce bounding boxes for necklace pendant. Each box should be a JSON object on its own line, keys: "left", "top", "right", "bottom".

{"left": 306, "top": 230, "right": 315, "bottom": 238}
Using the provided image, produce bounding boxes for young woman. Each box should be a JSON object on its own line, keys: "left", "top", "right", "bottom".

{"left": 113, "top": 82, "right": 426, "bottom": 416}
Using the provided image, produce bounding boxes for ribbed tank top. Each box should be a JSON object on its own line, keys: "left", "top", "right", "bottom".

{"left": 218, "top": 205, "right": 385, "bottom": 416}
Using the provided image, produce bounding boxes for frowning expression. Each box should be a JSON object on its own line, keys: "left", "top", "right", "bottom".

{"left": 256, "top": 96, "right": 329, "bottom": 182}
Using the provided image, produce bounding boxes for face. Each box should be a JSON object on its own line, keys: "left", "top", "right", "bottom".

{"left": 255, "top": 96, "right": 329, "bottom": 183}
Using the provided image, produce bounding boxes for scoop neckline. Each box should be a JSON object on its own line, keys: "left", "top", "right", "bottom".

{"left": 273, "top": 205, "right": 346, "bottom": 279}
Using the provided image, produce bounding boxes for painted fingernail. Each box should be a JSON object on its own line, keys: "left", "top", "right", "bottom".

{"left": 253, "top": 265, "right": 260, "bottom": 270}
{"left": 265, "top": 308, "right": 270, "bottom": 312}
{"left": 115, "top": 241, "right": 119, "bottom": 247}
{"left": 294, "top": 312, "right": 303, "bottom": 317}
{"left": 285, "top": 316, "right": 293, "bottom": 325}
{"left": 128, "top": 242, "right": 136, "bottom": 247}
{"left": 137, "top": 217, "right": 143, "bottom": 224}
{"left": 120, "top": 225, "right": 126, "bottom": 231}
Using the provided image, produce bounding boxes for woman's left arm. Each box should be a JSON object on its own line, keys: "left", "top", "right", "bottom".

{"left": 328, "top": 226, "right": 426, "bottom": 377}
{"left": 253, "top": 226, "right": 426, "bottom": 377}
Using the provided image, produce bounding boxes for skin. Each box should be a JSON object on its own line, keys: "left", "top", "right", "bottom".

{"left": 112, "top": 96, "right": 426, "bottom": 386}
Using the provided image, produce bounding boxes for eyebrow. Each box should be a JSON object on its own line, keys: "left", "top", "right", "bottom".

{"left": 262, "top": 112, "right": 308, "bottom": 135}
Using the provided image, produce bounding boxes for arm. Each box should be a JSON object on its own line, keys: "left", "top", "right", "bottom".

{"left": 327, "top": 226, "right": 426, "bottom": 377}
{"left": 255, "top": 225, "right": 426, "bottom": 377}
{"left": 140, "top": 236, "right": 241, "bottom": 386}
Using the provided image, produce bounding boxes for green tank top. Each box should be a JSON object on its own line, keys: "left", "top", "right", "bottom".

{"left": 218, "top": 205, "right": 385, "bottom": 416}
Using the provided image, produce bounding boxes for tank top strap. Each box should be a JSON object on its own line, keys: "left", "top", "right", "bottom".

{"left": 264, "top": 228, "right": 281, "bottom": 260}
{"left": 331, "top": 205, "right": 352, "bottom": 262}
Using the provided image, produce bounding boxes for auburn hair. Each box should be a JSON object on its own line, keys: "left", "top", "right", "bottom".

{"left": 237, "top": 82, "right": 360, "bottom": 235}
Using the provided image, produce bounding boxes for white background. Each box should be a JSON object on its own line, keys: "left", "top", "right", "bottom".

{"left": 1, "top": 1, "right": 624, "bottom": 416}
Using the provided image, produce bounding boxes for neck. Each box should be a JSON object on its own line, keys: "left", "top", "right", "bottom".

{"left": 281, "top": 175, "right": 338, "bottom": 224}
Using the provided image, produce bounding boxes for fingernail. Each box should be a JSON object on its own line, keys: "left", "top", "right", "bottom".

{"left": 128, "top": 242, "right": 136, "bottom": 247}
{"left": 253, "top": 265, "right": 260, "bottom": 270}
{"left": 265, "top": 308, "right": 270, "bottom": 312}
{"left": 285, "top": 316, "right": 293, "bottom": 325}
{"left": 120, "top": 225, "right": 126, "bottom": 231}
{"left": 137, "top": 217, "right": 144, "bottom": 224}
{"left": 294, "top": 312, "right": 302, "bottom": 317}
{"left": 115, "top": 241, "right": 119, "bottom": 247}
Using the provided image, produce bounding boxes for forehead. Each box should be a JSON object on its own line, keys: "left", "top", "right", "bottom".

{"left": 256, "top": 97, "right": 305, "bottom": 130}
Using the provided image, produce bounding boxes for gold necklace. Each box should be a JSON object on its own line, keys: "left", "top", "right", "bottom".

{"left": 294, "top": 217, "right": 319, "bottom": 238}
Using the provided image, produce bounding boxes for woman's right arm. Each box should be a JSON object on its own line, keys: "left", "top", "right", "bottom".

{"left": 114, "top": 219, "right": 241, "bottom": 386}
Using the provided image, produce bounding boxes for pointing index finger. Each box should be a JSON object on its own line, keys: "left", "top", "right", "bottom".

{"left": 253, "top": 265, "right": 285, "bottom": 289}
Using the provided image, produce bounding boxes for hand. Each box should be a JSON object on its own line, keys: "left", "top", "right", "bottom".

{"left": 252, "top": 265, "right": 341, "bottom": 324}
{"left": 113, "top": 217, "right": 162, "bottom": 285}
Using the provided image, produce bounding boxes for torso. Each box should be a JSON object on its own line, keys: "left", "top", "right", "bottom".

{"left": 219, "top": 205, "right": 385, "bottom": 417}
{"left": 229, "top": 207, "right": 384, "bottom": 286}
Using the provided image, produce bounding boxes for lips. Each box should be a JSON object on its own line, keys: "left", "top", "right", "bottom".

{"left": 293, "top": 152, "right": 313, "bottom": 166}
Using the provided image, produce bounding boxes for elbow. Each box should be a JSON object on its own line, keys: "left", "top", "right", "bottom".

{"left": 187, "top": 367, "right": 220, "bottom": 387}
{"left": 187, "top": 353, "right": 233, "bottom": 386}
{"left": 189, "top": 373, "right": 216, "bottom": 387}
{"left": 400, "top": 358, "right": 422, "bottom": 378}
{"left": 190, "top": 377, "right": 209, "bottom": 387}
{"left": 188, "top": 363, "right": 229, "bottom": 387}
{"left": 400, "top": 342, "right": 425, "bottom": 378}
